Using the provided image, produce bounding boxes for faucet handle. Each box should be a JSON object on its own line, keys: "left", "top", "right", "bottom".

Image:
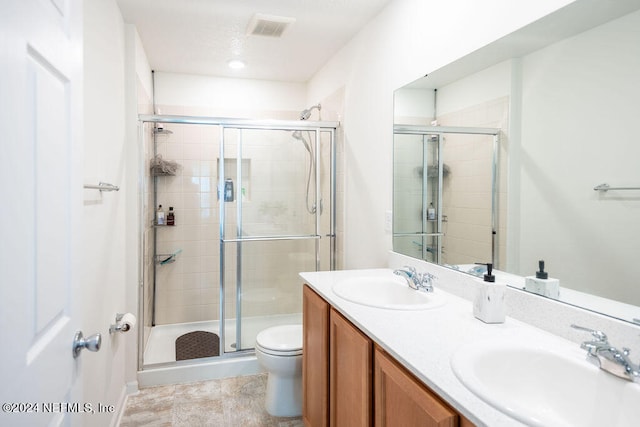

{"left": 571, "top": 324, "right": 608, "bottom": 343}
{"left": 402, "top": 266, "right": 416, "bottom": 275}
{"left": 421, "top": 272, "right": 436, "bottom": 281}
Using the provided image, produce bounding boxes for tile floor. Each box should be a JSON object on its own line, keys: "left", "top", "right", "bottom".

{"left": 119, "top": 373, "right": 303, "bottom": 427}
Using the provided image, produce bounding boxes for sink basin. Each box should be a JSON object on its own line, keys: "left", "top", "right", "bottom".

{"left": 332, "top": 274, "right": 445, "bottom": 310}
{"left": 451, "top": 339, "right": 640, "bottom": 427}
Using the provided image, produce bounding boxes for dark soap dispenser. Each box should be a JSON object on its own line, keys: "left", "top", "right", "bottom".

{"left": 524, "top": 260, "right": 560, "bottom": 298}
{"left": 484, "top": 263, "right": 495, "bottom": 282}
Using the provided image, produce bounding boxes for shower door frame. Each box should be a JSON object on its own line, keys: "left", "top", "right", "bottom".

{"left": 138, "top": 114, "right": 338, "bottom": 369}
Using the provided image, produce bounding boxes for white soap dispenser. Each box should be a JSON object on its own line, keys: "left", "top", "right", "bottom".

{"left": 473, "top": 263, "right": 506, "bottom": 324}
{"left": 524, "top": 260, "right": 560, "bottom": 299}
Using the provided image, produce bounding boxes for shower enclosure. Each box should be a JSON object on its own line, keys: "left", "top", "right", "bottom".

{"left": 393, "top": 125, "right": 500, "bottom": 266}
{"left": 138, "top": 115, "right": 337, "bottom": 371}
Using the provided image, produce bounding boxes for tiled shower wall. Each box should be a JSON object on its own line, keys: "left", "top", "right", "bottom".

{"left": 151, "top": 117, "right": 220, "bottom": 325}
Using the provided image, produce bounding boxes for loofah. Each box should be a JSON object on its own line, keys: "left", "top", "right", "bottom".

{"left": 150, "top": 154, "right": 180, "bottom": 176}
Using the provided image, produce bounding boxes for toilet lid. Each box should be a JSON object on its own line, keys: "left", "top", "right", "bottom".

{"left": 256, "top": 324, "right": 302, "bottom": 353}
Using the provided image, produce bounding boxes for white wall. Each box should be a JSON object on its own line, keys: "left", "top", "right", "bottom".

{"left": 436, "top": 60, "right": 512, "bottom": 116}
{"left": 308, "top": 0, "right": 574, "bottom": 269}
{"left": 393, "top": 88, "right": 435, "bottom": 123}
{"left": 155, "top": 72, "right": 307, "bottom": 116}
{"left": 83, "top": 0, "right": 132, "bottom": 424}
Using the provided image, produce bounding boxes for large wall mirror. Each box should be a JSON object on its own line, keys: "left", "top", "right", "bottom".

{"left": 393, "top": 0, "right": 640, "bottom": 324}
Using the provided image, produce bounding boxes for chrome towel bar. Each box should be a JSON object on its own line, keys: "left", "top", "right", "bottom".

{"left": 593, "top": 183, "right": 640, "bottom": 191}
{"left": 84, "top": 182, "right": 119, "bottom": 192}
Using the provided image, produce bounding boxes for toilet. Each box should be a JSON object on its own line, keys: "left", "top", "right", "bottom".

{"left": 255, "top": 324, "right": 303, "bottom": 417}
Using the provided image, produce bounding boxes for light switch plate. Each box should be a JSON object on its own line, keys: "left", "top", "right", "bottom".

{"left": 385, "top": 210, "right": 392, "bottom": 233}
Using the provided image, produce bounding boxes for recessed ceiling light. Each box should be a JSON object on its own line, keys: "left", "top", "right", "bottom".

{"left": 228, "top": 59, "right": 246, "bottom": 70}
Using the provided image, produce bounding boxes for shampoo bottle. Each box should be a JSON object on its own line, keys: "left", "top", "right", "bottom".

{"left": 524, "top": 260, "right": 560, "bottom": 298}
{"left": 473, "top": 263, "right": 506, "bottom": 324}
{"left": 224, "top": 178, "right": 234, "bottom": 202}
{"left": 427, "top": 203, "right": 436, "bottom": 220}
{"left": 156, "top": 205, "right": 165, "bottom": 225}
{"left": 167, "top": 207, "right": 175, "bottom": 226}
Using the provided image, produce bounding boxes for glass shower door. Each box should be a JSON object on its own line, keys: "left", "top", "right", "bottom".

{"left": 220, "top": 127, "right": 327, "bottom": 353}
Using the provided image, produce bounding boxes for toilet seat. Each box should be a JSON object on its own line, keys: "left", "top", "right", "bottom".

{"left": 255, "top": 324, "right": 302, "bottom": 356}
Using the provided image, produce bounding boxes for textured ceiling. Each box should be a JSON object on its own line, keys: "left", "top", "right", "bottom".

{"left": 117, "top": 0, "right": 393, "bottom": 82}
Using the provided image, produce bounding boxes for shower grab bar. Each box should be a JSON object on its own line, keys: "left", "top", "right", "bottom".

{"left": 222, "top": 234, "right": 321, "bottom": 243}
{"left": 394, "top": 232, "right": 444, "bottom": 237}
{"left": 84, "top": 182, "right": 120, "bottom": 192}
{"left": 594, "top": 183, "right": 640, "bottom": 192}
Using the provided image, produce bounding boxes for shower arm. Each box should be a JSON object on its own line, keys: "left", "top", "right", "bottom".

{"left": 300, "top": 104, "right": 321, "bottom": 121}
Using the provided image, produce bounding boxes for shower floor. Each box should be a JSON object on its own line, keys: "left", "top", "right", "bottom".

{"left": 143, "top": 313, "right": 302, "bottom": 366}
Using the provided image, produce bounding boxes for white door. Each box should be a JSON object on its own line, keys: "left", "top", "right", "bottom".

{"left": 0, "top": 0, "right": 85, "bottom": 426}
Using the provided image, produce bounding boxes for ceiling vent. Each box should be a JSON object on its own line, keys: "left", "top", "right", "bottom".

{"left": 246, "top": 13, "right": 296, "bottom": 37}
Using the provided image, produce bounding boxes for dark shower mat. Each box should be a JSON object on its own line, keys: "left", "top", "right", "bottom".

{"left": 175, "top": 331, "right": 220, "bottom": 361}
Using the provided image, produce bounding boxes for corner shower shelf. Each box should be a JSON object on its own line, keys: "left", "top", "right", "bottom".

{"left": 152, "top": 221, "right": 175, "bottom": 227}
{"left": 155, "top": 249, "right": 182, "bottom": 265}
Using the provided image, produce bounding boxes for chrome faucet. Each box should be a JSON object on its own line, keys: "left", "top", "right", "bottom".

{"left": 393, "top": 266, "right": 435, "bottom": 293}
{"left": 571, "top": 324, "right": 640, "bottom": 383}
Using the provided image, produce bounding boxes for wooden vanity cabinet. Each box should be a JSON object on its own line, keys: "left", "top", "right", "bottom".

{"left": 375, "top": 346, "right": 466, "bottom": 427}
{"left": 302, "top": 285, "right": 474, "bottom": 427}
{"left": 329, "top": 307, "right": 372, "bottom": 427}
{"left": 303, "top": 285, "right": 372, "bottom": 427}
{"left": 303, "top": 285, "right": 330, "bottom": 427}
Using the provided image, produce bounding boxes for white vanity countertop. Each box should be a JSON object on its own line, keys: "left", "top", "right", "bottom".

{"left": 300, "top": 268, "right": 592, "bottom": 427}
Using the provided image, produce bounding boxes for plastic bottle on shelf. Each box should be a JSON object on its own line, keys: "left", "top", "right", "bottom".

{"left": 167, "top": 207, "right": 175, "bottom": 226}
{"left": 224, "top": 178, "right": 234, "bottom": 202}
{"left": 157, "top": 205, "right": 165, "bottom": 225}
{"left": 427, "top": 203, "right": 436, "bottom": 220}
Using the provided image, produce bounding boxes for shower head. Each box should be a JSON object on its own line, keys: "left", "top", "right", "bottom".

{"left": 291, "top": 130, "right": 312, "bottom": 153}
{"left": 300, "top": 103, "right": 321, "bottom": 120}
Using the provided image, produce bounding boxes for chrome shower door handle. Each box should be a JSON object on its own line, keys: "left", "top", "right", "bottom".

{"left": 72, "top": 331, "right": 102, "bottom": 358}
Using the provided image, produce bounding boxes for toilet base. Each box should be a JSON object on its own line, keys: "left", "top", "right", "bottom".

{"left": 264, "top": 372, "right": 302, "bottom": 417}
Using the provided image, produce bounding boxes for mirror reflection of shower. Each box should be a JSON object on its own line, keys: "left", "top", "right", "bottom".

{"left": 294, "top": 103, "right": 322, "bottom": 214}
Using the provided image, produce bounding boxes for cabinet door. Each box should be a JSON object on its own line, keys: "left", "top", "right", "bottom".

{"left": 330, "top": 309, "right": 373, "bottom": 427}
{"left": 303, "top": 285, "right": 330, "bottom": 427}
{"left": 375, "top": 346, "right": 458, "bottom": 427}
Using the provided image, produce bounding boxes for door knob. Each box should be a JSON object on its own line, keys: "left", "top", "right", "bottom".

{"left": 72, "top": 331, "right": 102, "bottom": 358}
